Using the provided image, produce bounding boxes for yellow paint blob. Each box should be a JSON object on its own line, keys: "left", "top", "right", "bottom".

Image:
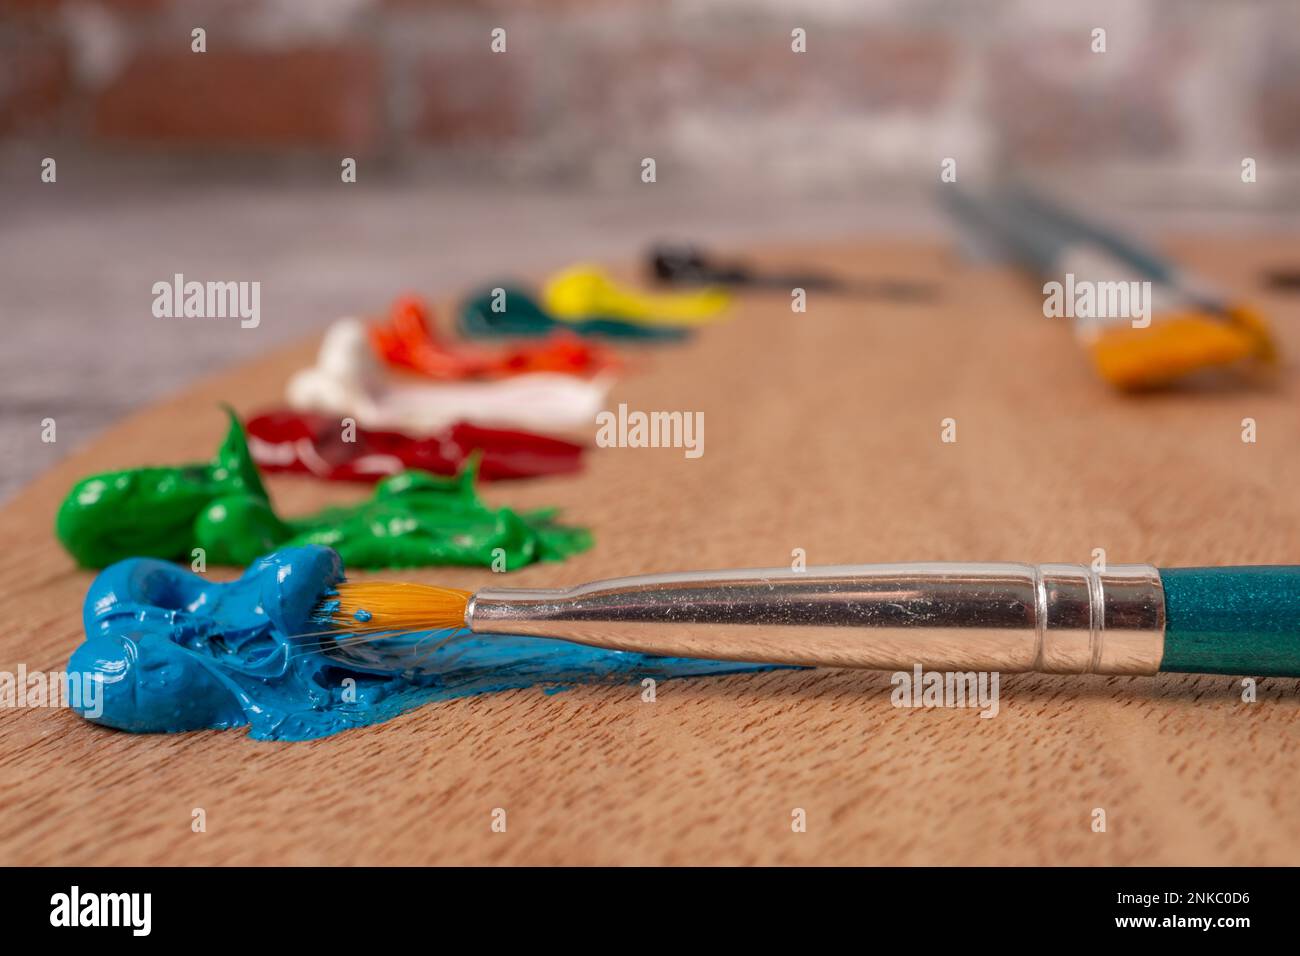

{"left": 543, "top": 265, "right": 730, "bottom": 327}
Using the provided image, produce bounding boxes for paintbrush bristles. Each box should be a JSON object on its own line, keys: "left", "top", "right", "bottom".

{"left": 322, "top": 581, "right": 471, "bottom": 633}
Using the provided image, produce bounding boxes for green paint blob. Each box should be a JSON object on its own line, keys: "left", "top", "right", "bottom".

{"left": 281, "top": 469, "right": 591, "bottom": 570}
{"left": 1161, "top": 566, "right": 1300, "bottom": 676}
{"left": 459, "top": 285, "right": 690, "bottom": 342}
{"left": 56, "top": 409, "right": 269, "bottom": 568}
{"left": 56, "top": 410, "right": 591, "bottom": 570}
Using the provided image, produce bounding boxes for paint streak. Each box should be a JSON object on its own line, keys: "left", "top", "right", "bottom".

{"left": 459, "top": 285, "right": 690, "bottom": 342}
{"left": 544, "top": 265, "right": 730, "bottom": 327}
{"left": 68, "top": 545, "right": 773, "bottom": 740}
{"left": 56, "top": 411, "right": 591, "bottom": 569}
{"left": 287, "top": 318, "right": 614, "bottom": 434}
{"left": 370, "top": 295, "right": 617, "bottom": 380}
{"left": 648, "top": 242, "right": 935, "bottom": 300}
{"left": 246, "top": 410, "right": 585, "bottom": 483}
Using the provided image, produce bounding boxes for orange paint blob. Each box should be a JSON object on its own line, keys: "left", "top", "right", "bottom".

{"left": 369, "top": 296, "right": 618, "bottom": 381}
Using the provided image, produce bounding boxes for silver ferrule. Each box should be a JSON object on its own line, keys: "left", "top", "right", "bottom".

{"left": 468, "top": 563, "right": 1165, "bottom": 674}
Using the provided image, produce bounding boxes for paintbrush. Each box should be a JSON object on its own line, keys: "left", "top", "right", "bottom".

{"left": 944, "top": 185, "right": 1276, "bottom": 388}
{"left": 313, "top": 563, "right": 1300, "bottom": 677}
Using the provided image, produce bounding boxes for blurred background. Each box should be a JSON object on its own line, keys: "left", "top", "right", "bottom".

{"left": 2, "top": 0, "right": 1299, "bottom": 497}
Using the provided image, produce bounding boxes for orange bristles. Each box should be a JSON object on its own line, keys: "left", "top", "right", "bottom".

{"left": 317, "top": 581, "right": 472, "bottom": 634}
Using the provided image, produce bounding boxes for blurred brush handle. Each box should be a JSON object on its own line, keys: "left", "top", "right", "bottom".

{"left": 469, "top": 563, "right": 1167, "bottom": 674}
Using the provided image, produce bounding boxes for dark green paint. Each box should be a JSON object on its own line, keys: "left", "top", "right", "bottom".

{"left": 459, "top": 285, "right": 689, "bottom": 342}
{"left": 56, "top": 410, "right": 591, "bottom": 570}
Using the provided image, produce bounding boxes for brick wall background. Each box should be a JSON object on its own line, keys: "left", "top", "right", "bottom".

{"left": 2, "top": 0, "right": 1298, "bottom": 498}
{"left": 2, "top": 0, "right": 1298, "bottom": 197}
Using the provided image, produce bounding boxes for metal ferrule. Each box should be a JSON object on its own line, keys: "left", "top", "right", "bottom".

{"left": 468, "top": 563, "right": 1166, "bottom": 674}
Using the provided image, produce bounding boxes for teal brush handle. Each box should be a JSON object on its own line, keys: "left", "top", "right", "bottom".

{"left": 1161, "top": 567, "right": 1300, "bottom": 676}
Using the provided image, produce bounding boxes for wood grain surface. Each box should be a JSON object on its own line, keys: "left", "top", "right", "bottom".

{"left": 2, "top": 237, "right": 1299, "bottom": 866}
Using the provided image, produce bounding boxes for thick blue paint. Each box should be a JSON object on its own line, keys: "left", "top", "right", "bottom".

{"left": 68, "top": 545, "right": 774, "bottom": 741}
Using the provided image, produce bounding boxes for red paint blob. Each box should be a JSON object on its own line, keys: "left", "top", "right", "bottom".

{"left": 245, "top": 410, "right": 585, "bottom": 483}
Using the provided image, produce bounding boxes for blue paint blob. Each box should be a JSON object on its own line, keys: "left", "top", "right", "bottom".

{"left": 68, "top": 545, "right": 776, "bottom": 741}
{"left": 354, "top": 608, "right": 373, "bottom": 623}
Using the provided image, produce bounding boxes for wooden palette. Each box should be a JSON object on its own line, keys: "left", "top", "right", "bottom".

{"left": 2, "top": 238, "right": 1298, "bottom": 865}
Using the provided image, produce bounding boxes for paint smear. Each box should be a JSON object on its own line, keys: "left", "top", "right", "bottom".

{"left": 68, "top": 545, "right": 774, "bottom": 741}
{"left": 370, "top": 295, "right": 617, "bottom": 380}
{"left": 56, "top": 410, "right": 591, "bottom": 569}
{"left": 246, "top": 410, "right": 586, "bottom": 483}
{"left": 544, "top": 265, "right": 730, "bottom": 327}
{"left": 459, "top": 285, "right": 691, "bottom": 342}
{"left": 287, "top": 318, "right": 614, "bottom": 435}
